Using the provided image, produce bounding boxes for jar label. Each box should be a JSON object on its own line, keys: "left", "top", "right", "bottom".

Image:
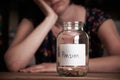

{"left": 59, "top": 44, "right": 86, "bottom": 66}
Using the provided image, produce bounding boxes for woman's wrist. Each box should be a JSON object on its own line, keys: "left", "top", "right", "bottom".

{"left": 46, "top": 13, "right": 58, "bottom": 24}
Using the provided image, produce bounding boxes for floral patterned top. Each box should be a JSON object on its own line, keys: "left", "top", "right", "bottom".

{"left": 34, "top": 8, "right": 111, "bottom": 64}
{"left": 19, "top": 4, "right": 111, "bottom": 64}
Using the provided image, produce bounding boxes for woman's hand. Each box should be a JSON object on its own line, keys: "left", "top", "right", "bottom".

{"left": 19, "top": 63, "right": 56, "bottom": 73}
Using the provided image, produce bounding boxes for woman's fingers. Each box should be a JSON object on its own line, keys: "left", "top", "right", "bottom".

{"left": 19, "top": 63, "right": 56, "bottom": 73}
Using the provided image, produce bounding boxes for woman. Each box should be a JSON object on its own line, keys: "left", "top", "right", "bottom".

{"left": 4, "top": 0, "right": 120, "bottom": 72}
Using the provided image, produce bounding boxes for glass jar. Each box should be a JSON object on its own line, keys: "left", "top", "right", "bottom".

{"left": 56, "top": 21, "right": 89, "bottom": 76}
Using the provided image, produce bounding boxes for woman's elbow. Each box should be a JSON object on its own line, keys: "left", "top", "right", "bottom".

{"left": 4, "top": 54, "right": 21, "bottom": 72}
{"left": 6, "top": 63, "right": 21, "bottom": 72}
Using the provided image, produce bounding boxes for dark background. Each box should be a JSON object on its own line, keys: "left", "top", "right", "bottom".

{"left": 5, "top": 0, "right": 120, "bottom": 19}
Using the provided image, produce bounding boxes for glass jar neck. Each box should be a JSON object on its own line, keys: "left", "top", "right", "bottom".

{"left": 63, "top": 21, "right": 84, "bottom": 31}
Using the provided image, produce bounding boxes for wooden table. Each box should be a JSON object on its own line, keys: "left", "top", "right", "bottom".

{"left": 0, "top": 72, "right": 120, "bottom": 80}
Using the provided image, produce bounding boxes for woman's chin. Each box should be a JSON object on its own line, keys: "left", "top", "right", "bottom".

{"left": 54, "top": 9, "right": 64, "bottom": 15}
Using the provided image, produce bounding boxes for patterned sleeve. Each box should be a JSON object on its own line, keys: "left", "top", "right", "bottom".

{"left": 87, "top": 8, "right": 111, "bottom": 32}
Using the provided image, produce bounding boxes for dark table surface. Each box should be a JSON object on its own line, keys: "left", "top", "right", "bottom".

{"left": 0, "top": 72, "right": 120, "bottom": 80}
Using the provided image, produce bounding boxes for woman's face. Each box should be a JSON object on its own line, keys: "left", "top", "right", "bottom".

{"left": 45, "top": 0, "right": 71, "bottom": 14}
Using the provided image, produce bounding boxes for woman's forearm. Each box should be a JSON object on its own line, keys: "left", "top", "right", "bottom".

{"left": 4, "top": 15, "right": 57, "bottom": 72}
{"left": 89, "top": 55, "right": 120, "bottom": 72}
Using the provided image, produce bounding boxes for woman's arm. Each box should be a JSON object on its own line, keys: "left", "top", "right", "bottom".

{"left": 19, "top": 63, "right": 56, "bottom": 73}
{"left": 89, "top": 19, "right": 120, "bottom": 72}
{"left": 19, "top": 19, "right": 120, "bottom": 73}
{"left": 20, "top": 56, "right": 120, "bottom": 73}
{"left": 89, "top": 56, "right": 120, "bottom": 72}
{"left": 18, "top": 19, "right": 120, "bottom": 73}
{"left": 4, "top": 0, "right": 58, "bottom": 72}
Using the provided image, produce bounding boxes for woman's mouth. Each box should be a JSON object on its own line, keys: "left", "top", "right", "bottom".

{"left": 51, "top": 1, "right": 61, "bottom": 10}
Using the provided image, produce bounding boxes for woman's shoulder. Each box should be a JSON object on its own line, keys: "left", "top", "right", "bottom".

{"left": 86, "top": 7, "right": 111, "bottom": 19}
{"left": 85, "top": 7, "right": 111, "bottom": 32}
